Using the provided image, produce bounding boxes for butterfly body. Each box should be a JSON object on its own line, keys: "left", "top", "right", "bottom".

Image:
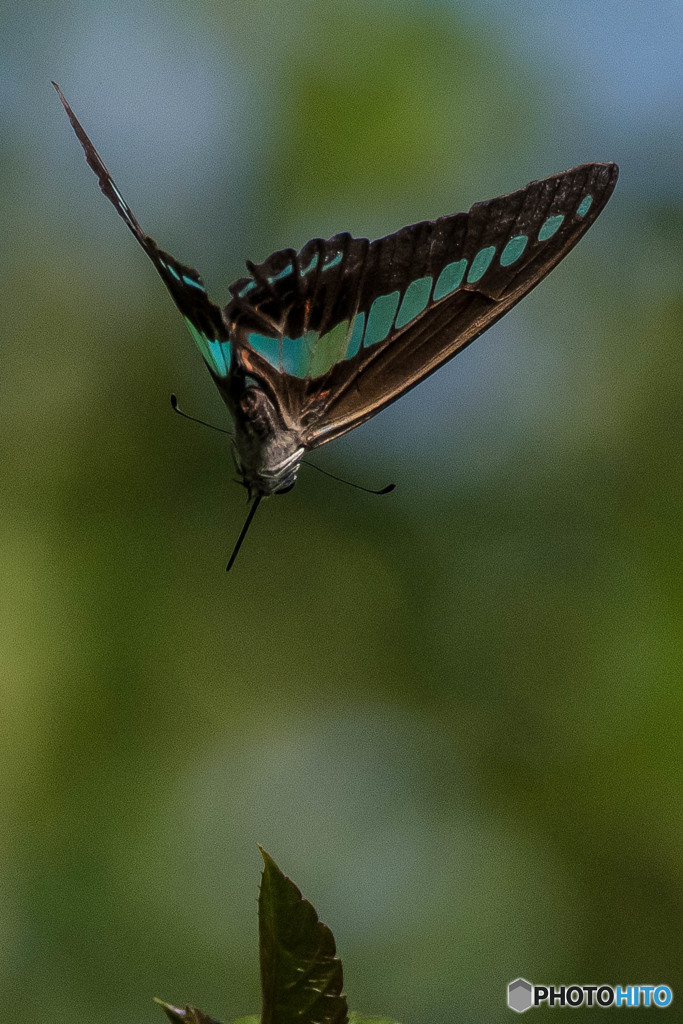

{"left": 226, "top": 368, "right": 305, "bottom": 498}
{"left": 54, "top": 82, "right": 618, "bottom": 563}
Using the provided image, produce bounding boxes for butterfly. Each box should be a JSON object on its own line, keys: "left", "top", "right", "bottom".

{"left": 54, "top": 83, "right": 618, "bottom": 568}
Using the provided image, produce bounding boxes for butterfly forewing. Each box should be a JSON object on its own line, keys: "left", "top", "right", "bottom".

{"left": 225, "top": 161, "right": 617, "bottom": 445}
{"left": 53, "top": 83, "right": 233, "bottom": 382}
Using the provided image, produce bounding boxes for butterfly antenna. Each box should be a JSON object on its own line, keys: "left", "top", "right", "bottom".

{"left": 301, "top": 460, "right": 395, "bottom": 495}
{"left": 227, "top": 496, "right": 262, "bottom": 572}
{"left": 171, "top": 394, "right": 233, "bottom": 436}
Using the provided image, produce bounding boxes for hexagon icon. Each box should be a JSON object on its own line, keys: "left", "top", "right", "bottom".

{"left": 508, "top": 978, "right": 533, "bottom": 1013}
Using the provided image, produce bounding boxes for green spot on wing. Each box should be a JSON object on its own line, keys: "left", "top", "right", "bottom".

{"left": 184, "top": 318, "right": 211, "bottom": 365}
{"left": 308, "top": 322, "right": 351, "bottom": 378}
{"left": 577, "top": 194, "right": 593, "bottom": 217}
{"left": 324, "top": 251, "right": 343, "bottom": 270}
{"left": 301, "top": 253, "right": 318, "bottom": 275}
{"left": 395, "top": 275, "right": 432, "bottom": 329}
{"left": 248, "top": 333, "right": 312, "bottom": 377}
{"left": 184, "top": 318, "right": 229, "bottom": 377}
{"left": 269, "top": 265, "right": 293, "bottom": 283}
{"left": 364, "top": 291, "right": 400, "bottom": 346}
{"left": 250, "top": 319, "right": 366, "bottom": 379}
{"left": 281, "top": 337, "right": 310, "bottom": 376}
{"left": 249, "top": 333, "right": 281, "bottom": 368}
{"left": 433, "top": 259, "right": 466, "bottom": 300}
{"left": 467, "top": 245, "right": 496, "bottom": 283}
{"left": 346, "top": 313, "right": 365, "bottom": 359}
{"left": 538, "top": 214, "right": 564, "bottom": 241}
{"left": 182, "top": 275, "right": 204, "bottom": 291}
{"left": 209, "top": 340, "right": 230, "bottom": 376}
{"left": 500, "top": 234, "right": 528, "bottom": 266}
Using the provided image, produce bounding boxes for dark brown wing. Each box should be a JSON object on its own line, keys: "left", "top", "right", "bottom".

{"left": 53, "top": 83, "right": 232, "bottom": 376}
{"left": 223, "top": 162, "right": 618, "bottom": 446}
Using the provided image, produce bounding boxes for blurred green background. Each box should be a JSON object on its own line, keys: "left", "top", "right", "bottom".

{"left": 1, "top": 0, "right": 681, "bottom": 1021}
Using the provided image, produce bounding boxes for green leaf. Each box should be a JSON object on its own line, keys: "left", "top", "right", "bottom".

{"left": 258, "top": 847, "right": 348, "bottom": 1024}
{"left": 155, "top": 998, "right": 224, "bottom": 1024}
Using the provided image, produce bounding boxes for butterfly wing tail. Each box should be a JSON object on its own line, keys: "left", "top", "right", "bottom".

{"left": 54, "top": 83, "right": 232, "bottom": 377}
{"left": 53, "top": 82, "right": 151, "bottom": 252}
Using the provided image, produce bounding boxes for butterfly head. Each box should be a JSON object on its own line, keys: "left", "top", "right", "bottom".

{"left": 230, "top": 384, "right": 305, "bottom": 499}
{"left": 232, "top": 445, "right": 303, "bottom": 500}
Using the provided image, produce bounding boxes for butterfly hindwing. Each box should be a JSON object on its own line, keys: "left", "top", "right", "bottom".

{"left": 53, "top": 83, "right": 232, "bottom": 380}
{"left": 224, "top": 161, "right": 618, "bottom": 445}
